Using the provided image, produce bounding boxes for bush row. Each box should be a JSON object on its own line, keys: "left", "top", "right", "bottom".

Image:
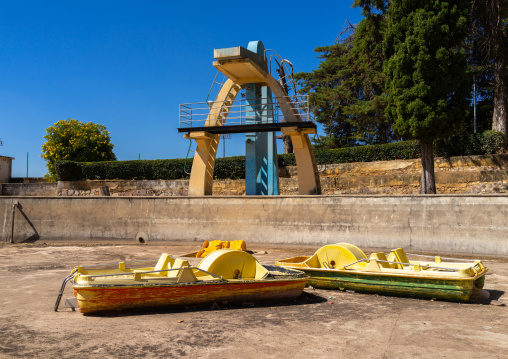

{"left": 280, "top": 130, "right": 506, "bottom": 167}
{"left": 56, "top": 131, "right": 506, "bottom": 181}
{"left": 433, "top": 130, "right": 506, "bottom": 157}
{"left": 55, "top": 156, "right": 248, "bottom": 181}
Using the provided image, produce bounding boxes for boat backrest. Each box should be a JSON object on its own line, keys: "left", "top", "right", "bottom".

{"left": 196, "top": 240, "right": 246, "bottom": 258}
{"left": 168, "top": 259, "right": 191, "bottom": 278}
{"left": 154, "top": 253, "right": 175, "bottom": 276}
{"left": 229, "top": 240, "right": 246, "bottom": 251}
{"left": 196, "top": 240, "right": 231, "bottom": 258}
{"left": 198, "top": 249, "right": 268, "bottom": 280}
{"left": 387, "top": 248, "right": 410, "bottom": 269}
{"left": 305, "top": 243, "right": 367, "bottom": 269}
{"left": 177, "top": 267, "right": 197, "bottom": 282}
{"left": 369, "top": 252, "right": 391, "bottom": 268}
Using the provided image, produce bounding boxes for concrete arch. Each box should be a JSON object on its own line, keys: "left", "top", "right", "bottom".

{"left": 186, "top": 65, "right": 321, "bottom": 196}
{"left": 186, "top": 79, "right": 242, "bottom": 196}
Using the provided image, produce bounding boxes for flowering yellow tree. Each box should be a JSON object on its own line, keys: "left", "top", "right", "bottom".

{"left": 41, "top": 119, "right": 116, "bottom": 180}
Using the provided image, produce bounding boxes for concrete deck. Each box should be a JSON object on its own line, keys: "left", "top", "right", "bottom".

{"left": 0, "top": 242, "right": 507, "bottom": 358}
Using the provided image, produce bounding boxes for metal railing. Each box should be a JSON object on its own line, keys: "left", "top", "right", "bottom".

{"left": 341, "top": 258, "right": 461, "bottom": 272}
{"left": 206, "top": 70, "right": 227, "bottom": 103}
{"left": 179, "top": 94, "right": 311, "bottom": 129}
{"left": 265, "top": 49, "right": 299, "bottom": 99}
{"left": 82, "top": 266, "right": 223, "bottom": 280}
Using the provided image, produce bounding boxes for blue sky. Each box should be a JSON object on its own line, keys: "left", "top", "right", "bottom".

{"left": 0, "top": 1, "right": 362, "bottom": 178}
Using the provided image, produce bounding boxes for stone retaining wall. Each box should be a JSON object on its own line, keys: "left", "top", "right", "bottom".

{"left": 3, "top": 154, "right": 507, "bottom": 196}
{"left": 1, "top": 183, "right": 57, "bottom": 196}
{"left": 54, "top": 154, "right": 508, "bottom": 196}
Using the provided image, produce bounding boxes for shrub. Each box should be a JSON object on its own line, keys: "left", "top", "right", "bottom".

{"left": 41, "top": 119, "right": 115, "bottom": 181}
{"left": 55, "top": 161, "right": 84, "bottom": 181}
{"left": 214, "top": 156, "right": 246, "bottom": 180}
{"left": 56, "top": 131, "right": 506, "bottom": 181}
{"left": 434, "top": 131, "right": 506, "bottom": 157}
{"left": 480, "top": 130, "right": 506, "bottom": 154}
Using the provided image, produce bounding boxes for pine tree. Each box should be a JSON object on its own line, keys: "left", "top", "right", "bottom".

{"left": 295, "top": 0, "right": 391, "bottom": 149}
{"left": 346, "top": 0, "right": 391, "bottom": 144}
{"left": 384, "top": 0, "right": 470, "bottom": 194}
{"left": 295, "top": 27, "right": 359, "bottom": 149}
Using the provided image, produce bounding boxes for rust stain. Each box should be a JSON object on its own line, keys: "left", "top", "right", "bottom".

{"left": 75, "top": 279, "right": 307, "bottom": 313}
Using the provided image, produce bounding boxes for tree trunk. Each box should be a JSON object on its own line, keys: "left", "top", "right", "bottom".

{"left": 479, "top": 0, "right": 508, "bottom": 140}
{"left": 276, "top": 134, "right": 294, "bottom": 153}
{"left": 420, "top": 141, "right": 436, "bottom": 194}
{"left": 492, "top": 53, "right": 508, "bottom": 139}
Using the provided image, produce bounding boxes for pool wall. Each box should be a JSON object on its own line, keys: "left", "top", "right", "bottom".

{"left": 1, "top": 195, "right": 506, "bottom": 255}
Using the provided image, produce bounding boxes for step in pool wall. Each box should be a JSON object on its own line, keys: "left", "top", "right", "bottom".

{"left": 0, "top": 195, "right": 506, "bottom": 256}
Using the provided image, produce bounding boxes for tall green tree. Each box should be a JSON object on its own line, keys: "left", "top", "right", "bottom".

{"left": 462, "top": 19, "right": 493, "bottom": 135}
{"left": 384, "top": 0, "right": 470, "bottom": 194}
{"left": 295, "top": 26, "right": 359, "bottom": 149}
{"left": 295, "top": 0, "right": 391, "bottom": 149}
{"left": 347, "top": 0, "right": 391, "bottom": 144}
{"left": 469, "top": 0, "right": 508, "bottom": 139}
{"left": 41, "top": 119, "right": 116, "bottom": 180}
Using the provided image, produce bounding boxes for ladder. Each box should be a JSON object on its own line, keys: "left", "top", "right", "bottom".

{"left": 183, "top": 71, "right": 233, "bottom": 174}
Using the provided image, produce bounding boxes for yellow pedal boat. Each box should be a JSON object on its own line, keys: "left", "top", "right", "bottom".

{"left": 275, "top": 243, "right": 488, "bottom": 302}
{"left": 180, "top": 240, "right": 247, "bottom": 258}
{"left": 55, "top": 249, "right": 308, "bottom": 314}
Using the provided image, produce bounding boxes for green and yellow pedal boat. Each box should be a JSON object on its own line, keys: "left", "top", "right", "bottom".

{"left": 275, "top": 243, "right": 488, "bottom": 302}
{"left": 55, "top": 249, "right": 308, "bottom": 314}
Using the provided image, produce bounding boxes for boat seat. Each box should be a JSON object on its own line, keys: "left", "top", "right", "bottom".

{"left": 169, "top": 259, "right": 191, "bottom": 278}
{"left": 132, "top": 253, "right": 175, "bottom": 276}
{"left": 369, "top": 252, "right": 391, "bottom": 268}
{"left": 387, "top": 248, "right": 410, "bottom": 269}
{"left": 196, "top": 240, "right": 230, "bottom": 258}
{"left": 154, "top": 253, "right": 175, "bottom": 275}
{"left": 305, "top": 243, "right": 367, "bottom": 269}
{"left": 198, "top": 249, "right": 268, "bottom": 280}
{"left": 177, "top": 267, "right": 197, "bottom": 283}
{"left": 229, "top": 240, "right": 246, "bottom": 252}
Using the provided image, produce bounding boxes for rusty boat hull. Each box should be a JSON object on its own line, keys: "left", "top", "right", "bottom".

{"left": 73, "top": 271, "right": 306, "bottom": 313}
{"left": 62, "top": 251, "right": 308, "bottom": 314}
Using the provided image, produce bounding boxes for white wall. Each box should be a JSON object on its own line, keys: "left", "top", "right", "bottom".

{"left": 0, "top": 156, "right": 13, "bottom": 183}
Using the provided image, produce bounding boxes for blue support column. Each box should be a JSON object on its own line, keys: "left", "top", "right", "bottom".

{"left": 245, "top": 83, "right": 260, "bottom": 195}
{"left": 245, "top": 41, "right": 279, "bottom": 195}
{"left": 262, "top": 85, "right": 279, "bottom": 195}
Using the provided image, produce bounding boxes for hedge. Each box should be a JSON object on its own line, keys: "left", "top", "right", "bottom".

{"left": 56, "top": 131, "right": 506, "bottom": 181}
{"left": 433, "top": 130, "right": 506, "bottom": 157}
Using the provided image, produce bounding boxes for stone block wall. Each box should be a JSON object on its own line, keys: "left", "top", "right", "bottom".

{"left": 315, "top": 154, "right": 508, "bottom": 195}
{"left": 1, "top": 183, "right": 57, "bottom": 196}
{"left": 5, "top": 154, "right": 507, "bottom": 197}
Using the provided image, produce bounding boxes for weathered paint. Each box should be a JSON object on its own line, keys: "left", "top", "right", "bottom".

{"left": 301, "top": 268, "right": 477, "bottom": 302}
{"left": 74, "top": 279, "right": 307, "bottom": 313}
{"left": 68, "top": 251, "right": 308, "bottom": 313}
{"left": 275, "top": 243, "right": 488, "bottom": 301}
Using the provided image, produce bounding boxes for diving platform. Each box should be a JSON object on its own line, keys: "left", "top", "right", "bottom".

{"left": 179, "top": 41, "right": 321, "bottom": 197}
{"left": 178, "top": 121, "right": 316, "bottom": 135}
{"left": 178, "top": 94, "right": 313, "bottom": 132}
